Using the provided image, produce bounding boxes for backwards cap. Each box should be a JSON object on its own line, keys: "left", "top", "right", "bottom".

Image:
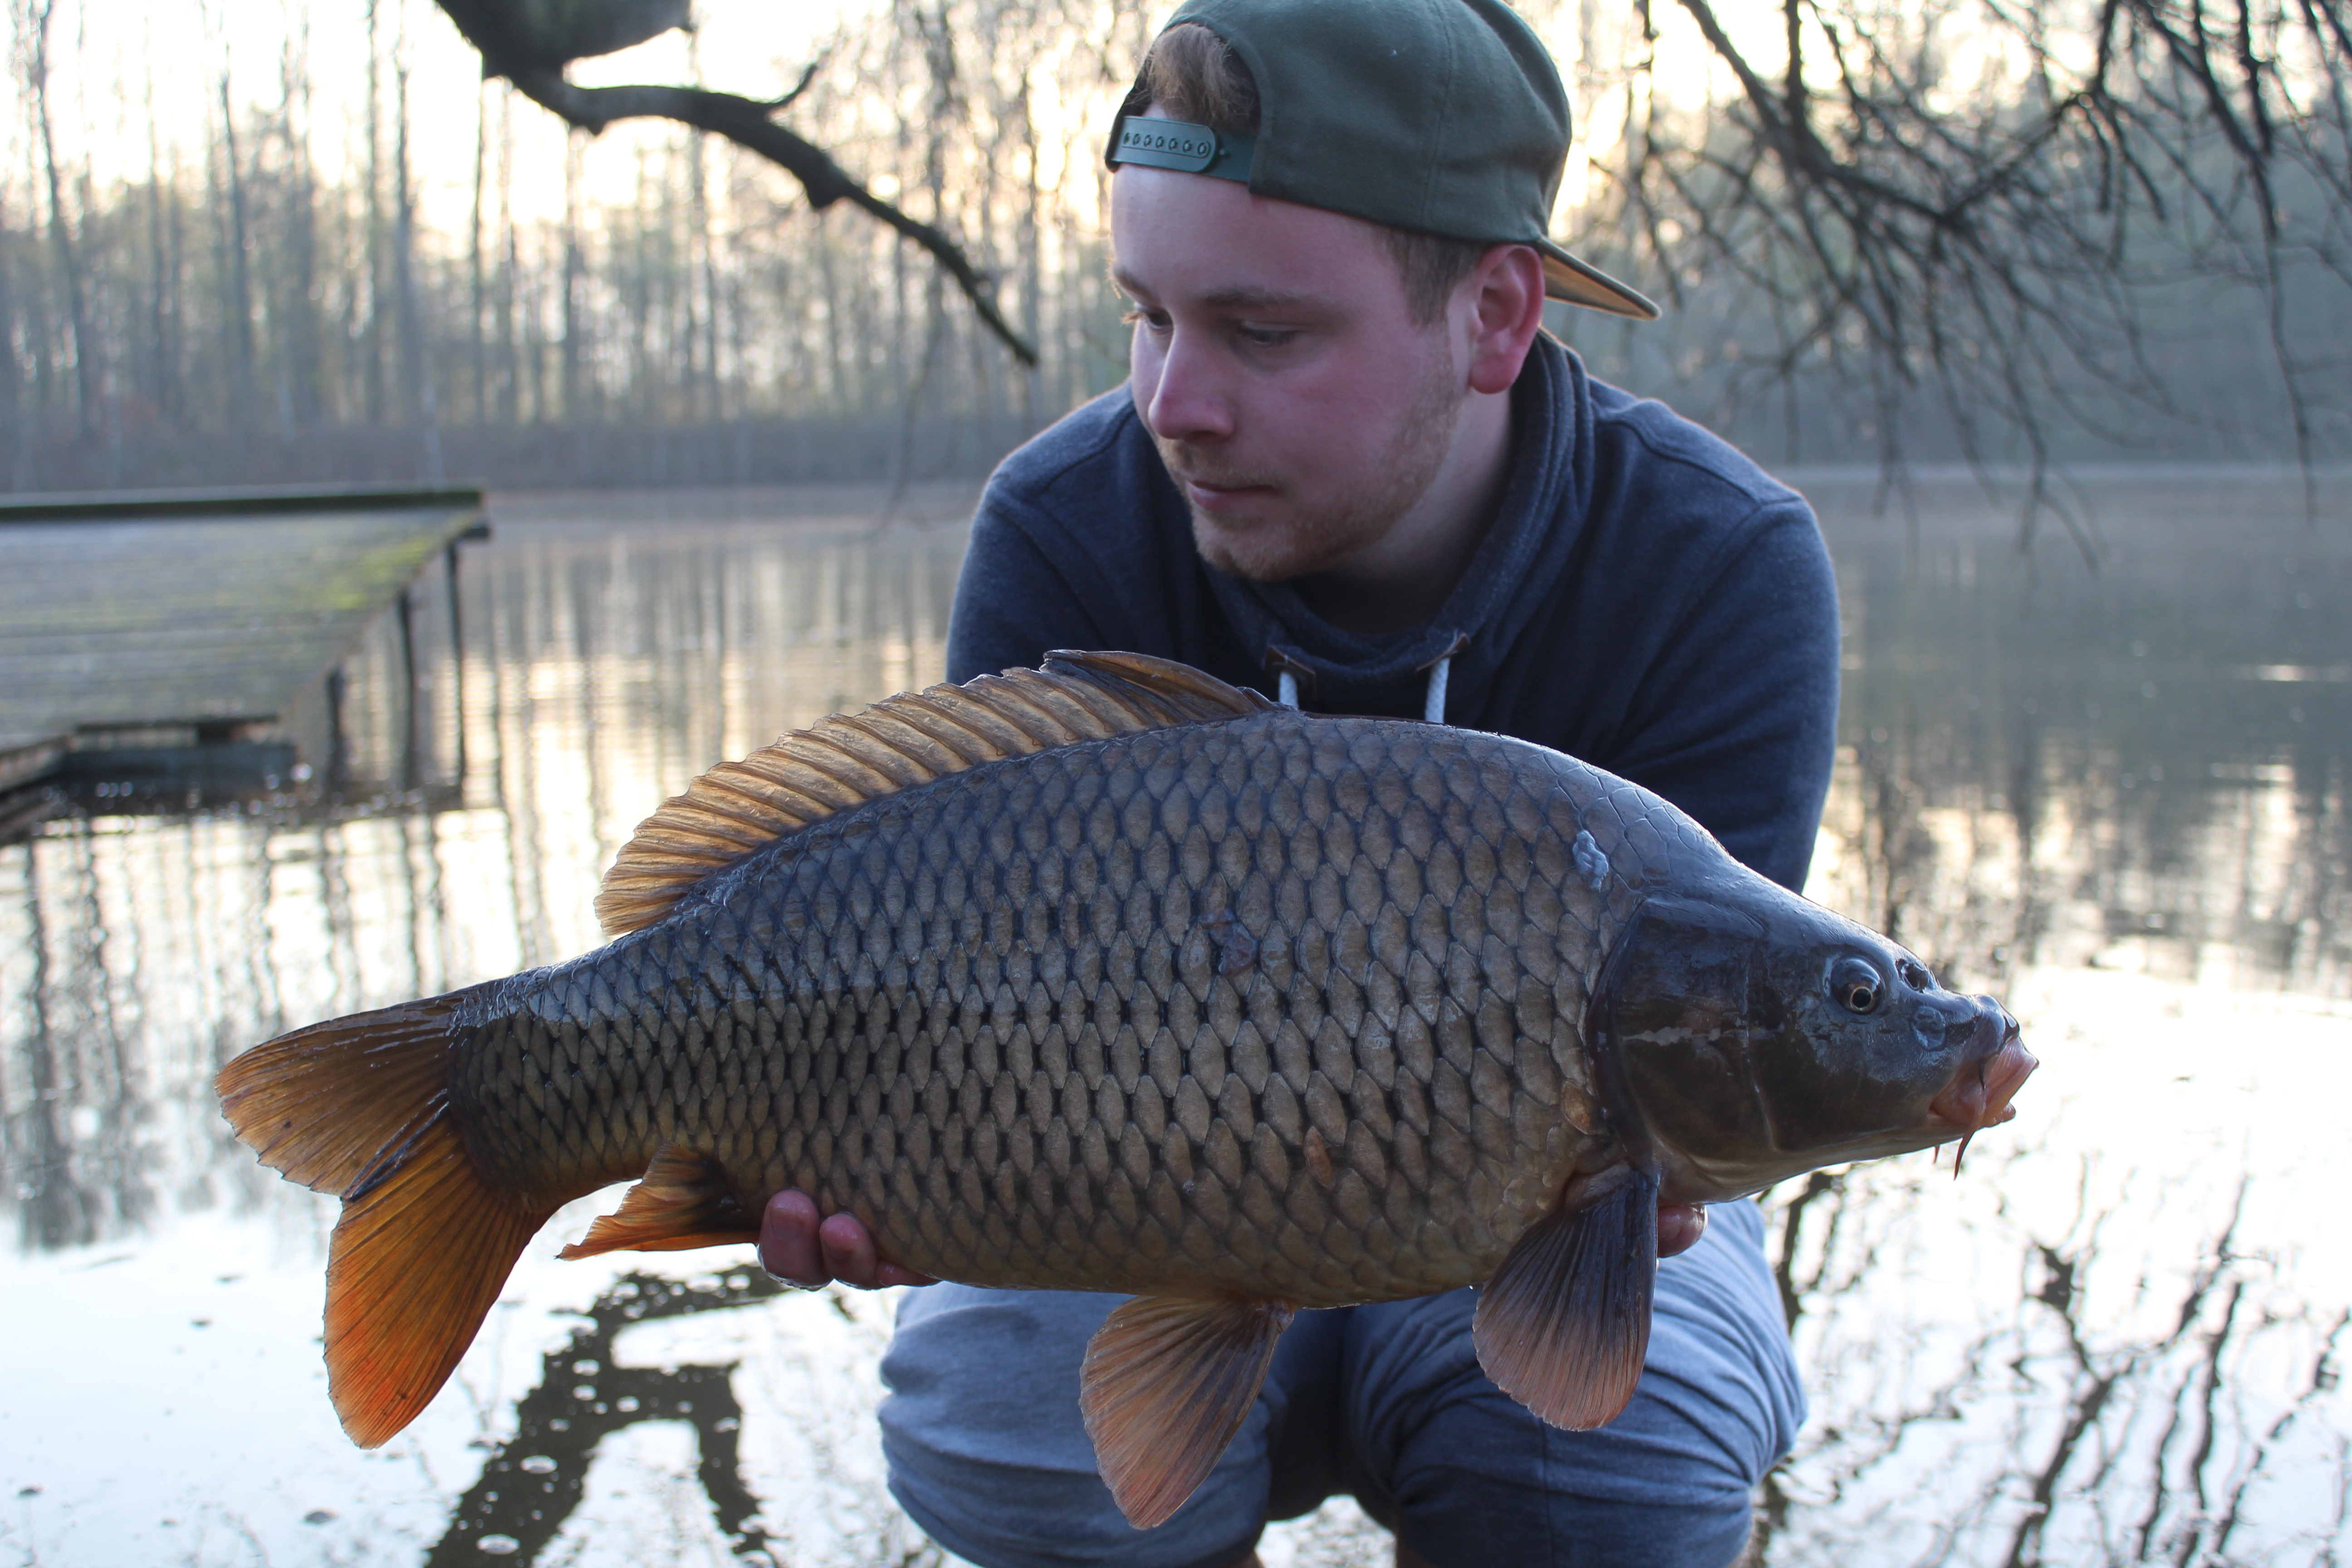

{"left": 1106, "top": 0, "right": 1656, "bottom": 320}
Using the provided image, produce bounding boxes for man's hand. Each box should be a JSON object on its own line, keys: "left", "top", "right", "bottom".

{"left": 757, "top": 1190, "right": 939, "bottom": 1289}
{"left": 756, "top": 1189, "right": 1710, "bottom": 1287}
{"left": 1656, "top": 1202, "right": 1707, "bottom": 1259}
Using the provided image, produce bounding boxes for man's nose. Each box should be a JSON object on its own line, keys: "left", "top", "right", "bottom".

{"left": 1142, "top": 329, "right": 1235, "bottom": 444}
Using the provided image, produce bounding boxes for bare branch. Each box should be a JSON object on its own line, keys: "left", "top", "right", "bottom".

{"left": 432, "top": 0, "right": 1039, "bottom": 370}
{"left": 1590, "top": 0, "right": 2352, "bottom": 527}
{"left": 497, "top": 70, "right": 1037, "bottom": 368}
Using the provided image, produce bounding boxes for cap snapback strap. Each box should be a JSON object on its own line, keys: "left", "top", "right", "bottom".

{"left": 1108, "top": 115, "right": 1256, "bottom": 183}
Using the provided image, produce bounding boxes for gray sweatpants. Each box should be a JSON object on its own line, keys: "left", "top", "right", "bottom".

{"left": 877, "top": 1199, "right": 1803, "bottom": 1568}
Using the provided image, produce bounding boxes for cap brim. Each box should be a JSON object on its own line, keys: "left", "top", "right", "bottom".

{"left": 1538, "top": 241, "right": 1659, "bottom": 321}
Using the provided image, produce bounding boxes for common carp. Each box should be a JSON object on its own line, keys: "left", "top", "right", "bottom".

{"left": 217, "top": 651, "right": 2034, "bottom": 1527}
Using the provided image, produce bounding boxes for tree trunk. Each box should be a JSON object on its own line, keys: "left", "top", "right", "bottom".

{"left": 392, "top": 35, "right": 441, "bottom": 478}
{"left": 281, "top": 4, "right": 322, "bottom": 431}
{"left": 470, "top": 77, "right": 487, "bottom": 425}
{"left": 561, "top": 129, "right": 585, "bottom": 421}
{"left": 363, "top": 0, "right": 386, "bottom": 424}
{"left": 140, "top": 42, "right": 176, "bottom": 429}
{"left": 218, "top": 63, "right": 260, "bottom": 427}
{"left": 26, "top": 0, "right": 97, "bottom": 437}
{"left": 495, "top": 83, "right": 519, "bottom": 424}
{"left": 0, "top": 186, "right": 30, "bottom": 489}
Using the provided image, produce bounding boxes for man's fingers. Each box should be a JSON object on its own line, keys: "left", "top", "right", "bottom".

{"left": 758, "top": 1189, "right": 828, "bottom": 1288}
{"left": 760, "top": 1191, "right": 936, "bottom": 1289}
{"left": 807, "top": 1208, "right": 941, "bottom": 1290}
{"left": 818, "top": 1212, "right": 881, "bottom": 1285}
{"left": 1656, "top": 1202, "right": 1708, "bottom": 1259}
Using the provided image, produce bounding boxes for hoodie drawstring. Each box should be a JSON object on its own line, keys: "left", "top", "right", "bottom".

{"left": 1267, "top": 637, "right": 1462, "bottom": 724}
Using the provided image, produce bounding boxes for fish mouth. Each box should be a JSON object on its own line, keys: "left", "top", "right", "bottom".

{"left": 1925, "top": 1002, "right": 2036, "bottom": 1166}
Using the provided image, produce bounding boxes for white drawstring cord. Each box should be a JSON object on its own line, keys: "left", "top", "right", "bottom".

{"left": 1423, "top": 656, "right": 1450, "bottom": 725}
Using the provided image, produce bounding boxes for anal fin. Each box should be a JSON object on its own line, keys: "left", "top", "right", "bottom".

{"left": 1471, "top": 1164, "right": 1660, "bottom": 1430}
{"left": 558, "top": 1144, "right": 760, "bottom": 1260}
{"left": 1079, "top": 1293, "right": 1297, "bottom": 1530}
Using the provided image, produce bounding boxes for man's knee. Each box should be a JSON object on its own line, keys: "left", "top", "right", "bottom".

{"left": 873, "top": 1209, "right": 1800, "bottom": 1568}
{"left": 878, "top": 1285, "right": 1269, "bottom": 1568}
{"left": 1337, "top": 1205, "right": 1800, "bottom": 1568}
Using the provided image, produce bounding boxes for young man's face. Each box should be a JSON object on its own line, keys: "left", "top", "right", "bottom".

{"left": 1110, "top": 158, "right": 1471, "bottom": 583}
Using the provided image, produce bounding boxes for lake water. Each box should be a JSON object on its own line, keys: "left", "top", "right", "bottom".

{"left": 1, "top": 472, "right": 2346, "bottom": 1568}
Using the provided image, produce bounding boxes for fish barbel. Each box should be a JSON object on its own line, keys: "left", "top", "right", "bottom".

{"left": 217, "top": 651, "right": 2034, "bottom": 1527}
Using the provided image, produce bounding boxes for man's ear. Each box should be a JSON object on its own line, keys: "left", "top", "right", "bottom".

{"left": 1465, "top": 245, "right": 1548, "bottom": 397}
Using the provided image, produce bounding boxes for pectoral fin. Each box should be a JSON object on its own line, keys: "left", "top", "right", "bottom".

{"left": 1079, "top": 1293, "right": 1297, "bottom": 1530}
{"left": 1471, "top": 1164, "right": 1660, "bottom": 1430}
{"left": 558, "top": 1145, "right": 760, "bottom": 1259}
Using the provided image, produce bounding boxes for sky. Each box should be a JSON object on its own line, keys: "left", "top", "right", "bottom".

{"left": 0, "top": 0, "right": 2052, "bottom": 253}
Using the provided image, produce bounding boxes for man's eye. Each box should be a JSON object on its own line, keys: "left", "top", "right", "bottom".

{"left": 1238, "top": 327, "right": 1298, "bottom": 348}
{"left": 1120, "top": 307, "right": 1171, "bottom": 332}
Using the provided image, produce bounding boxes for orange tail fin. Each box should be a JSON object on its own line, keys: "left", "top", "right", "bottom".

{"left": 216, "top": 989, "right": 548, "bottom": 1447}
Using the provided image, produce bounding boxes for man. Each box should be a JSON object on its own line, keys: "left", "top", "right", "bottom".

{"left": 761, "top": 1, "right": 1836, "bottom": 1563}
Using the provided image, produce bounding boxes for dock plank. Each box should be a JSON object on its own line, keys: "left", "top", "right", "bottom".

{"left": 0, "top": 495, "right": 482, "bottom": 760}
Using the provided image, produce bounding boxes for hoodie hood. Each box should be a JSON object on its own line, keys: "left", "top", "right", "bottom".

{"left": 1201, "top": 333, "right": 1596, "bottom": 718}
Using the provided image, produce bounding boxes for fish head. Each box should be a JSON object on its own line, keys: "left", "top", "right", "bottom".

{"left": 1593, "top": 882, "right": 2036, "bottom": 1202}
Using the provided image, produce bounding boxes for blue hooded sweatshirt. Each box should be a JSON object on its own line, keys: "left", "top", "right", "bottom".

{"left": 945, "top": 334, "right": 1839, "bottom": 892}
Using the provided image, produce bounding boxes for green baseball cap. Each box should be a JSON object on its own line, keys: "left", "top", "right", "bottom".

{"left": 1105, "top": 0, "right": 1657, "bottom": 321}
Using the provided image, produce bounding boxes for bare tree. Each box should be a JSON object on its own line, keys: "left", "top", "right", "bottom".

{"left": 211, "top": 43, "right": 258, "bottom": 426}
{"left": 391, "top": 19, "right": 442, "bottom": 479}
{"left": 468, "top": 76, "right": 487, "bottom": 424}
{"left": 277, "top": 6, "right": 324, "bottom": 433}
{"left": 16, "top": 0, "right": 95, "bottom": 436}
{"left": 1567, "top": 0, "right": 2352, "bottom": 534}
{"left": 0, "top": 0, "right": 2334, "bottom": 495}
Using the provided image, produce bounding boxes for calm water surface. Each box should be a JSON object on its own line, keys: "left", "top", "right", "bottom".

{"left": 2, "top": 474, "right": 2347, "bottom": 1568}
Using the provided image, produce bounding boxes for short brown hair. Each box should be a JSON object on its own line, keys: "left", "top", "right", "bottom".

{"left": 1125, "top": 22, "right": 1488, "bottom": 326}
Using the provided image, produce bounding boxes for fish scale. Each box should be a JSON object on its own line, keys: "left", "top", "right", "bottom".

{"left": 451, "top": 712, "right": 1623, "bottom": 1308}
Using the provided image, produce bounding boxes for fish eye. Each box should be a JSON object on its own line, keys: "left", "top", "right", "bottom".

{"left": 1826, "top": 955, "right": 1884, "bottom": 1014}
{"left": 1896, "top": 958, "right": 1933, "bottom": 991}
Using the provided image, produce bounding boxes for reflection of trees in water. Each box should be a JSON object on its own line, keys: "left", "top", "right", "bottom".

{"left": 9, "top": 838, "right": 85, "bottom": 1249}
{"left": 1818, "top": 491, "right": 2352, "bottom": 1000}
{"left": 1791, "top": 506, "right": 2352, "bottom": 1560}
{"left": 4, "top": 825, "right": 159, "bottom": 1250}
{"left": 5, "top": 501, "right": 2347, "bottom": 1559}
{"left": 0, "top": 799, "right": 471, "bottom": 1251}
{"left": 1757, "top": 1149, "right": 2352, "bottom": 1566}
{"left": 0, "top": 516, "right": 963, "bottom": 1253}
{"left": 427, "top": 1270, "right": 797, "bottom": 1567}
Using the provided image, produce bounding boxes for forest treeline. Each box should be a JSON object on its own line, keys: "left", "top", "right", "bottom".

{"left": 0, "top": 0, "right": 2344, "bottom": 494}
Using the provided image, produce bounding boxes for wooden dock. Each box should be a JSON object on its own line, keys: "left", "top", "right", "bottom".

{"left": 0, "top": 484, "right": 487, "bottom": 795}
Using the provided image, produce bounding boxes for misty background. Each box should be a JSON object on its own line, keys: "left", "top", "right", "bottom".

{"left": 0, "top": 0, "right": 2341, "bottom": 501}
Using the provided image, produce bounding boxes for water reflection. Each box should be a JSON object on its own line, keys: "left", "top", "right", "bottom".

{"left": 1, "top": 488, "right": 971, "bottom": 1264}
{"left": 1759, "top": 469, "right": 2352, "bottom": 1566}
{"left": 0, "top": 474, "right": 2347, "bottom": 1566}
{"left": 1823, "top": 472, "right": 2350, "bottom": 998}
{"left": 427, "top": 1270, "right": 789, "bottom": 1567}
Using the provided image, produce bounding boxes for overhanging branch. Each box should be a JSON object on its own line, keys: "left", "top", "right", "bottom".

{"left": 497, "top": 68, "right": 1039, "bottom": 368}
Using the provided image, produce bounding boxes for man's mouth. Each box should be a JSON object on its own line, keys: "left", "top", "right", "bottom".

{"left": 1159, "top": 444, "right": 1279, "bottom": 510}
{"left": 1176, "top": 472, "right": 1276, "bottom": 511}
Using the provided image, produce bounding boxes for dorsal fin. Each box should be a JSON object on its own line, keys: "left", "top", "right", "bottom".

{"left": 593, "top": 650, "right": 1274, "bottom": 936}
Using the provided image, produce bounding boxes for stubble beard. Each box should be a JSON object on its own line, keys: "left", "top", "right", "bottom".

{"left": 1159, "top": 347, "right": 1467, "bottom": 584}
